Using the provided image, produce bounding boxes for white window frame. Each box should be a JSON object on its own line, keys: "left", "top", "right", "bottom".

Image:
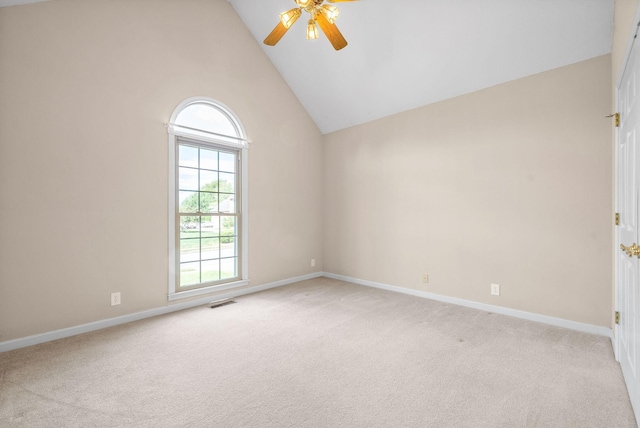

{"left": 167, "top": 97, "right": 249, "bottom": 301}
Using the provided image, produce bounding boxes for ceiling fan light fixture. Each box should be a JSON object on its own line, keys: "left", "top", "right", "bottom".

{"left": 321, "top": 5, "right": 339, "bottom": 24}
{"left": 306, "top": 19, "right": 319, "bottom": 40}
{"left": 279, "top": 8, "right": 302, "bottom": 29}
{"left": 264, "top": 0, "right": 354, "bottom": 50}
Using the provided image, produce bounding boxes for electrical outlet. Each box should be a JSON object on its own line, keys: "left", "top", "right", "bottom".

{"left": 311, "top": 258, "right": 316, "bottom": 267}
{"left": 491, "top": 284, "right": 500, "bottom": 296}
{"left": 422, "top": 273, "right": 429, "bottom": 283}
{"left": 111, "top": 292, "right": 121, "bottom": 306}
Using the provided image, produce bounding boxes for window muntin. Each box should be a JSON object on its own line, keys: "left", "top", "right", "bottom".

{"left": 177, "top": 140, "right": 240, "bottom": 288}
{"left": 167, "top": 97, "right": 248, "bottom": 300}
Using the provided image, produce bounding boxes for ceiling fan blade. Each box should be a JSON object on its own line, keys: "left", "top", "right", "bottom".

{"left": 315, "top": 12, "right": 348, "bottom": 50}
{"left": 264, "top": 22, "right": 290, "bottom": 46}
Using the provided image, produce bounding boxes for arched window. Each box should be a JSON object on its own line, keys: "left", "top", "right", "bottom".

{"left": 167, "top": 98, "right": 248, "bottom": 300}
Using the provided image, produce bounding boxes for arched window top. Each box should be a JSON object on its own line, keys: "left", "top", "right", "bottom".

{"left": 166, "top": 96, "right": 249, "bottom": 300}
{"left": 169, "top": 97, "right": 247, "bottom": 146}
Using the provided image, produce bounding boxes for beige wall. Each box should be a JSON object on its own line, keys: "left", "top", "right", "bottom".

{"left": 0, "top": 0, "right": 627, "bottom": 344}
{"left": 0, "top": 0, "right": 324, "bottom": 342}
{"left": 324, "top": 55, "right": 612, "bottom": 327}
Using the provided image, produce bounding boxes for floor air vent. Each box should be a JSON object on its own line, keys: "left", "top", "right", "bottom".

{"left": 209, "top": 298, "right": 236, "bottom": 309}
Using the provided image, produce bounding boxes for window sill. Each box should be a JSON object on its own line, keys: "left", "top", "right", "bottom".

{"left": 168, "top": 279, "right": 249, "bottom": 302}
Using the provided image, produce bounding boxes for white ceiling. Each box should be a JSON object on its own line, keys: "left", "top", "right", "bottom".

{"left": 229, "top": 0, "right": 614, "bottom": 134}
{"left": 2, "top": 0, "right": 614, "bottom": 134}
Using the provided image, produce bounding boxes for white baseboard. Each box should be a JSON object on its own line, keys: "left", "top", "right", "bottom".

{"left": 1, "top": 271, "right": 612, "bottom": 353}
{"left": 323, "top": 272, "right": 614, "bottom": 340}
{"left": 0, "top": 272, "right": 323, "bottom": 353}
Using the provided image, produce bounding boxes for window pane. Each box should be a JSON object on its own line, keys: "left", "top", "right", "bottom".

{"left": 201, "top": 216, "right": 215, "bottom": 237}
{"left": 219, "top": 152, "right": 235, "bottom": 173}
{"left": 219, "top": 194, "right": 235, "bottom": 213}
{"left": 179, "top": 145, "right": 198, "bottom": 168}
{"left": 219, "top": 172, "right": 235, "bottom": 193}
{"left": 211, "top": 216, "right": 221, "bottom": 236}
{"left": 180, "top": 238, "right": 200, "bottom": 263}
{"left": 200, "top": 192, "right": 218, "bottom": 213}
{"left": 199, "top": 170, "right": 217, "bottom": 191}
{"left": 179, "top": 191, "right": 199, "bottom": 213}
{"left": 221, "top": 237, "right": 236, "bottom": 258}
{"left": 202, "top": 260, "right": 221, "bottom": 283}
{"left": 220, "top": 258, "right": 236, "bottom": 280}
{"left": 221, "top": 216, "right": 236, "bottom": 237}
{"left": 180, "top": 216, "right": 200, "bottom": 234}
{"left": 179, "top": 167, "right": 198, "bottom": 191}
{"left": 175, "top": 104, "right": 238, "bottom": 138}
{"left": 200, "top": 149, "right": 218, "bottom": 171}
{"left": 180, "top": 262, "right": 200, "bottom": 286}
{"left": 202, "top": 237, "right": 220, "bottom": 260}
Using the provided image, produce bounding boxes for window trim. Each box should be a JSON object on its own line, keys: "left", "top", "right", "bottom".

{"left": 167, "top": 97, "right": 249, "bottom": 301}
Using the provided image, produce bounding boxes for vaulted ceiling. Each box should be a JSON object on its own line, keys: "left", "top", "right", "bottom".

{"left": 1, "top": 0, "right": 614, "bottom": 134}
{"left": 229, "top": 0, "right": 614, "bottom": 134}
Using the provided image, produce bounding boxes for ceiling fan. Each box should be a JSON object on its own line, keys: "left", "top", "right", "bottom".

{"left": 264, "top": 0, "right": 358, "bottom": 51}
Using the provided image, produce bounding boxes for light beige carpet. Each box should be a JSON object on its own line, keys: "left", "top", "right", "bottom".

{"left": 0, "top": 277, "right": 636, "bottom": 427}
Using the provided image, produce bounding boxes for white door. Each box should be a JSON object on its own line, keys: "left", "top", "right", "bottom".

{"left": 617, "top": 32, "right": 640, "bottom": 422}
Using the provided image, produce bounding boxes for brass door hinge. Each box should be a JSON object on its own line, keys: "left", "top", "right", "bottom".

{"left": 616, "top": 213, "right": 620, "bottom": 226}
{"left": 607, "top": 113, "right": 620, "bottom": 127}
{"left": 616, "top": 311, "right": 621, "bottom": 325}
